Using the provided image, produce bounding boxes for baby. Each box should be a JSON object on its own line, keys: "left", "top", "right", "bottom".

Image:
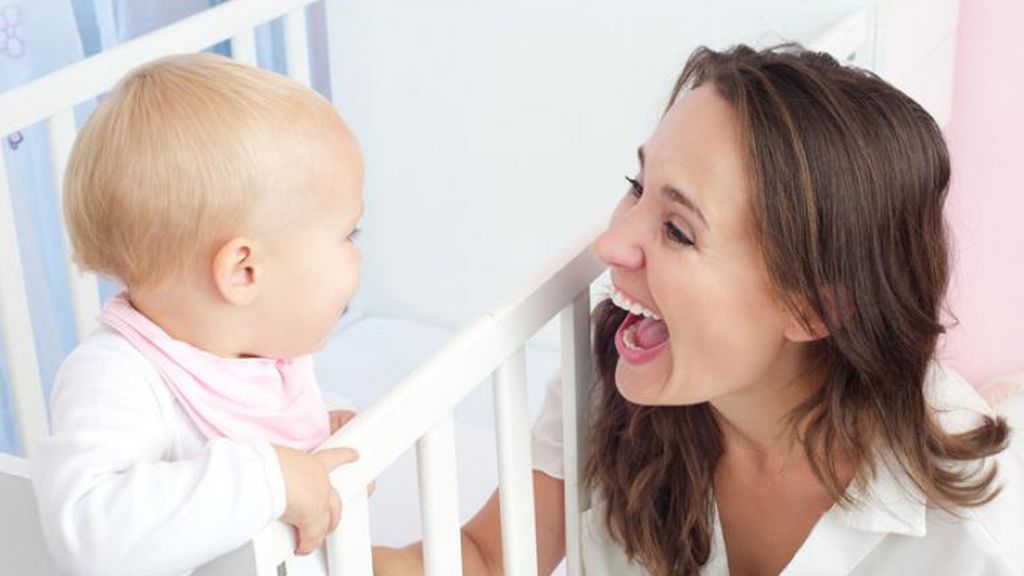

{"left": 31, "top": 53, "right": 363, "bottom": 576}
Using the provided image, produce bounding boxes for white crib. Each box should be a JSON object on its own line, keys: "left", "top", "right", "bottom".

{"left": 0, "top": 0, "right": 966, "bottom": 574}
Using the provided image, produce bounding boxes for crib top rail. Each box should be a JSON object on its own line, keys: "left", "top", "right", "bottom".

{"left": 0, "top": 0, "right": 316, "bottom": 137}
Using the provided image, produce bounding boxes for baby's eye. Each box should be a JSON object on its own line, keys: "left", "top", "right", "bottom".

{"left": 625, "top": 175, "right": 643, "bottom": 199}
{"left": 347, "top": 228, "right": 362, "bottom": 243}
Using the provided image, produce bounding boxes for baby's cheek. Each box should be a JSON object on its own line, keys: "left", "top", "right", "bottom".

{"left": 347, "top": 250, "right": 362, "bottom": 286}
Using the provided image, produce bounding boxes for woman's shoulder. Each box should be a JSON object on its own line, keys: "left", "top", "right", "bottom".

{"left": 930, "top": 441, "right": 1024, "bottom": 570}
{"left": 920, "top": 363, "right": 1024, "bottom": 567}
{"left": 922, "top": 362, "right": 994, "bottom": 432}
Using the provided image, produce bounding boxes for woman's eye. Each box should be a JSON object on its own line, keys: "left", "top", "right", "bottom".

{"left": 665, "top": 222, "right": 695, "bottom": 247}
{"left": 347, "top": 227, "right": 362, "bottom": 243}
{"left": 625, "top": 175, "right": 643, "bottom": 199}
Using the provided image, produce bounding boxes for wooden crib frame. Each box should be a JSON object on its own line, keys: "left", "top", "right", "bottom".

{"left": 1, "top": 0, "right": 955, "bottom": 574}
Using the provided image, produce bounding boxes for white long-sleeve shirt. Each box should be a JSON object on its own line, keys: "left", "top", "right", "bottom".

{"left": 532, "top": 365, "right": 1024, "bottom": 575}
{"left": 31, "top": 326, "right": 326, "bottom": 576}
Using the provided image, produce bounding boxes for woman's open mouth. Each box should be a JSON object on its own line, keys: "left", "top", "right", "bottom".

{"left": 611, "top": 286, "right": 669, "bottom": 364}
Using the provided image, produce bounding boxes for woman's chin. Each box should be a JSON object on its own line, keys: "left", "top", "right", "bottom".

{"left": 614, "top": 359, "right": 708, "bottom": 406}
{"left": 614, "top": 360, "right": 671, "bottom": 405}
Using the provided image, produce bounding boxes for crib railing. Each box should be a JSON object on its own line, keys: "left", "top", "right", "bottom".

{"left": 315, "top": 231, "right": 604, "bottom": 575}
{"left": 0, "top": 0, "right": 321, "bottom": 459}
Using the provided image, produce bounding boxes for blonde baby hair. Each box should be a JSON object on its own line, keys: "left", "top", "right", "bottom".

{"left": 64, "top": 52, "right": 342, "bottom": 289}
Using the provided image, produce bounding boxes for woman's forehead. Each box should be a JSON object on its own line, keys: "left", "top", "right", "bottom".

{"left": 644, "top": 85, "right": 749, "bottom": 231}
{"left": 649, "top": 85, "right": 740, "bottom": 162}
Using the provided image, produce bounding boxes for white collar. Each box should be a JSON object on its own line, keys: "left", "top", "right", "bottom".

{"left": 705, "top": 453, "right": 929, "bottom": 576}
{"left": 830, "top": 452, "right": 928, "bottom": 537}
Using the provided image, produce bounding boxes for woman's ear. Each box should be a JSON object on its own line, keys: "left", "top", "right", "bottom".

{"left": 784, "top": 309, "right": 830, "bottom": 343}
{"left": 212, "top": 237, "right": 261, "bottom": 306}
{"left": 783, "top": 286, "right": 851, "bottom": 343}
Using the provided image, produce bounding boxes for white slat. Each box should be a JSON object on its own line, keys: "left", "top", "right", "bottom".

{"left": 250, "top": 522, "right": 297, "bottom": 576}
{"left": 0, "top": 155, "right": 48, "bottom": 456}
{"left": 416, "top": 414, "right": 463, "bottom": 576}
{"left": 326, "top": 487, "right": 373, "bottom": 575}
{"left": 47, "top": 110, "right": 101, "bottom": 343}
{"left": 559, "top": 291, "right": 593, "bottom": 576}
{"left": 493, "top": 348, "right": 538, "bottom": 576}
{"left": 283, "top": 8, "right": 312, "bottom": 87}
{"left": 230, "top": 29, "right": 259, "bottom": 66}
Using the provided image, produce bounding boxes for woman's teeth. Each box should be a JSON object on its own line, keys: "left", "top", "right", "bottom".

{"left": 610, "top": 286, "right": 661, "bottom": 320}
{"left": 623, "top": 323, "right": 642, "bottom": 350}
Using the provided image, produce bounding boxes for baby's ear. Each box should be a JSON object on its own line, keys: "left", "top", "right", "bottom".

{"left": 783, "top": 285, "right": 851, "bottom": 343}
{"left": 212, "top": 237, "right": 260, "bottom": 306}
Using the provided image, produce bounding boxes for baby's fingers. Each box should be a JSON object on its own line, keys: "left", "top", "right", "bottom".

{"left": 294, "top": 517, "right": 330, "bottom": 556}
{"left": 314, "top": 446, "right": 359, "bottom": 471}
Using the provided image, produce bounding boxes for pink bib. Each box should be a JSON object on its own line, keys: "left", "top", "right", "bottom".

{"left": 101, "top": 294, "right": 330, "bottom": 451}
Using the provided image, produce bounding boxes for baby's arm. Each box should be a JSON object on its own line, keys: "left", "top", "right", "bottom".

{"left": 31, "top": 344, "right": 288, "bottom": 576}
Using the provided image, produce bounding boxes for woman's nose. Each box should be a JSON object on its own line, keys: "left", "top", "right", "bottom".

{"left": 592, "top": 214, "right": 645, "bottom": 270}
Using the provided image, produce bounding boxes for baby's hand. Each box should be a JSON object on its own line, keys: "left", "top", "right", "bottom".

{"left": 326, "top": 409, "right": 377, "bottom": 497}
{"left": 274, "top": 445, "right": 359, "bottom": 555}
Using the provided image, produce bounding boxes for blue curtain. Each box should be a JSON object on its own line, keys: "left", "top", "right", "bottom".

{"left": 0, "top": 0, "right": 87, "bottom": 457}
{"left": 0, "top": 0, "right": 279, "bottom": 455}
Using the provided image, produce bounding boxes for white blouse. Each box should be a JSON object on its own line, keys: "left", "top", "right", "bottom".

{"left": 531, "top": 366, "right": 1024, "bottom": 575}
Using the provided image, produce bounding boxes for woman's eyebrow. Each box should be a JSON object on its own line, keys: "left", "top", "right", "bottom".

{"left": 638, "top": 146, "right": 709, "bottom": 229}
{"left": 662, "top": 185, "right": 708, "bottom": 229}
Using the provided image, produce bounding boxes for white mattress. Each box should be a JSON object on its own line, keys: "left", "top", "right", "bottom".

{"left": 313, "top": 315, "right": 561, "bottom": 547}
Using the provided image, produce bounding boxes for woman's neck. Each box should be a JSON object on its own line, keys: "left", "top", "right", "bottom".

{"left": 710, "top": 351, "right": 828, "bottom": 472}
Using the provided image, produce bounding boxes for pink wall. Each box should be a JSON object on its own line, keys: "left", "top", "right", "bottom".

{"left": 940, "top": 0, "right": 1024, "bottom": 384}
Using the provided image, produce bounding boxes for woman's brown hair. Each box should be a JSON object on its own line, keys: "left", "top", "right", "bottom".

{"left": 584, "top": 44, "right": 1009, "bottom": 576}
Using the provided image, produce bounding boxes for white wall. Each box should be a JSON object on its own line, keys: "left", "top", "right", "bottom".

{"left": 324, "top": 0, "right": 864, "bottom": 330}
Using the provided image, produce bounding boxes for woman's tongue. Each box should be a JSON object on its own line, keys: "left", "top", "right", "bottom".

{"left": 634, "top": 316, "right": 669, "bottom": 348}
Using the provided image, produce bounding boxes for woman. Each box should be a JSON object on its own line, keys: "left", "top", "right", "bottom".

{"left": 374, "top": 44, "right": 1022, "bottom": 575}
